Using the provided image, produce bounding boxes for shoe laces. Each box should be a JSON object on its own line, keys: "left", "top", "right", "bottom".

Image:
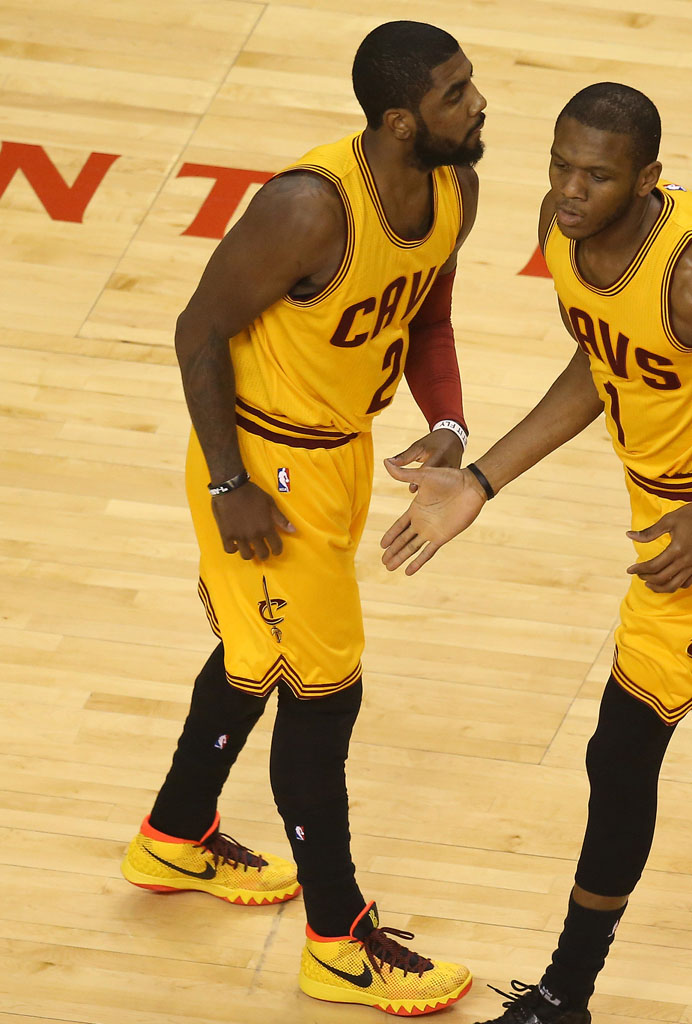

{"left": 360, "top": 925, "right": 433, "bottom": 980}
{"left": 197, "top": 831, "right": 268, "bottom": 872}
{"left": 487, "top": 981, "right": 547, "bottom": 1022}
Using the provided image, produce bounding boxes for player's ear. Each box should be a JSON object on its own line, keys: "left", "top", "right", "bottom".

{"left": 383, "top": 108, "right": 415, "bottom": 141}
{"left": 636, "top": 160, "right": 662, "bottom": 198}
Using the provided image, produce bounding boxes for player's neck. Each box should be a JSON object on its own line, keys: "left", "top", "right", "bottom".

{"left": 585, "top": 191, "right": 661, "bottom": 261}
{"left": 361, "top": 127, "right": 435, "bottom": 239}
{"left": 361, "top": 128, "right": 433, "bottom": 196}
{"left": 578, "top": 191, "right": 661, "bottom": 287}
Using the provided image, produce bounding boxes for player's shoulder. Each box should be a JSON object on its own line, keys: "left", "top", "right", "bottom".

{"left": 451, "top": 165, "right": 479, "bottom": 241}
{"left": 662, "top": 180, "right": 692, "bottom": 316}
{"left": 452, "top": 164, "right": 479, "bottom": 205}
{"left": 260, "top": 170, "right": 343, "bottom": 215}
{"left": 244, "top": 170, "right": 345, "bottom": 243}
{"left": 661, "top": 180, "right": 692, "bottom": 237}
{"left": 662, "top": 178, "right": 692, "bottom": 347}
{"left": 668, "top": 235, "right": 692, "bottom": 345}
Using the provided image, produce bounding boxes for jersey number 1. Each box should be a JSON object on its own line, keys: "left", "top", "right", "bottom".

{"left": 603, "top": 381, "right": 626, "bottom": 446}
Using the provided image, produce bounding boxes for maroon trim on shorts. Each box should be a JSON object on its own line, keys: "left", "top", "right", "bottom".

{"left": 236, "top": 397, "right": 354, "bottom": 439}
{"left": 225, "top": 654, "right": 362, "bottom": 700}
{"left": 198, "top": 578, "right": 222, "bottom": 638}
{"left": 236, "top": 412, "right": 357, "bottom": 449}
{"left": 612, "top": 648, "right": 692, "bottom": 725}
{"left": 626, "top": 466, "right": 692, "bottom": 502}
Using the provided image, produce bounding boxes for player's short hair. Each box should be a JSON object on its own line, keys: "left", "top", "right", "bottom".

{"left": 352, "top": 21, "right": 460, "bottom": 129}
{"left": 557, "top": 83, "right": 661, "bottom": 168}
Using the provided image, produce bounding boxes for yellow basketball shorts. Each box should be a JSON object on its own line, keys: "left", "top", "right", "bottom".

{"left": 186, "top": 420, "right": 374, "bottom": 700}
{"left": 613, "top": 469, "right": 692, "bottom": 724}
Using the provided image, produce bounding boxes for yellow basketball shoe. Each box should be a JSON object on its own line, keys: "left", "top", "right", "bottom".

{"left": 299, "top": 901, "right": 472, "bottom": 1016}
{"left": 120, "top": 812, "right": 300, "bottom": 906}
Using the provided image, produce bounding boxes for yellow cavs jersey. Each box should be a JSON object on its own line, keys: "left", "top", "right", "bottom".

{"left": 545, "top": 181, "right": 692, "bottom": 496}
{"left": 230, "top": 132, "right": 463, "bottom": 440}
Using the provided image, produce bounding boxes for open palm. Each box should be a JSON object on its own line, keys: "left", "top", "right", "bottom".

{"left": 380, "top": 462, "right": 487, "bottom": 575}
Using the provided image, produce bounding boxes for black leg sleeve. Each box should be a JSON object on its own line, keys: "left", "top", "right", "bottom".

{"left": 270, "top": 679, "right": 365, "bottom": 936}
{"left": 150, "top": 643, "right": 271, "bottom": 840}
{"left": 540, "top": 675, "right": 679, "bottom": 1008}
{"left": 575, "top": 674, "right": 677, "bottom": 896}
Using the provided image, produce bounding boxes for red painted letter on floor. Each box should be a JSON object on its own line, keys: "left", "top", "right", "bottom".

{"left": 0, "top": 141, "right": 119, "bottom": 222}
{"left": 179, "top": 164, "right": 273, "bottom": 239}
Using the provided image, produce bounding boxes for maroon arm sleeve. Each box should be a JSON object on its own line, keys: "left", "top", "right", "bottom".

{"left": 404, "top": 269, "right": 466, "bottom": 431}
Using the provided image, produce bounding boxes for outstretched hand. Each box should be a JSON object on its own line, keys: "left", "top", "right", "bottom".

{"left": 386, "top": 429, "right": 464, "bottom": 492}
{"left": 626, "top": 503, "right": 692, "bottom": 592}
{"left": 380, "top": 461, "right": 487, "bottom": 575}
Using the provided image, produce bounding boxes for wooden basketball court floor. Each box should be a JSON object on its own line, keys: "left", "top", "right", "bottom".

{"left": 2, "top": 1, "right": 692, "bottom": 1022}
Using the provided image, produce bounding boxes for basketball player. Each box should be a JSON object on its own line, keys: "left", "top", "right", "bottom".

{"left": 382, "top": 83, "right": 692, "bottom": 1022}
{"left": 121, "top": 21, "right": 485, "bottom": 1016}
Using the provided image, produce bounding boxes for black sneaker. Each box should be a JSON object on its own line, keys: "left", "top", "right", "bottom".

{"left": 474, "top": 980, "right": 591, "bottom": 1023}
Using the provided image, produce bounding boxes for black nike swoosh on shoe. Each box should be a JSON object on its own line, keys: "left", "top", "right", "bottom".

{"left": 143, "top": 847, "right": 216, "bottom": 880}
{"left": 308, "top": 950, "right": 373, "bottom": 988}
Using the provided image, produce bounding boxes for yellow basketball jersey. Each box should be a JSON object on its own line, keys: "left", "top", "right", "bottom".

{"left": 545, "top": 182, "right": 692, "bottom": 496}
{"left": 230, "top": 132, "right": 463, "bottom": 439}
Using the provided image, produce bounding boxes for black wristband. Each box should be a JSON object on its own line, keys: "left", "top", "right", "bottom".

{"left": 208, "top": 469, "right": 251, "bottom": 496}
{"left": 467, "top": 462, "right": 495, "bottom": 500}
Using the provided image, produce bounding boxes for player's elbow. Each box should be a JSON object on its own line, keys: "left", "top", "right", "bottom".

{"left": 174, "top": 308, "right": 195, "bottom": 367}
{"left": 175, "top": 307, "right": 230, "bottom": 374}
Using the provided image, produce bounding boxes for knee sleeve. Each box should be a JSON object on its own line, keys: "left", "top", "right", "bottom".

{"left": 269, "top": 679, "right": 362, "bottom": 813}
{"left": 177, "top": 644, "right": 270, "bottom": 763}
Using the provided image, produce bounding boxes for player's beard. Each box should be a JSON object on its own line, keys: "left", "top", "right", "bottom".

{"left": 411, "top": 112, "right": 485, "bottom": 171}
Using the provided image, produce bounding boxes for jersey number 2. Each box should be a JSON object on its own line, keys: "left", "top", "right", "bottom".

{"left": 366, "top": 337, "right": 404, "bottom": 415}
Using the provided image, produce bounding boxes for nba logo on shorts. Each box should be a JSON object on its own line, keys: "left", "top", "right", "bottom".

{"left": 278, "top": 467, "right": 290, "bottom": 492}
{"left": 295, "top": 825, "right": 305, "bottom": 841}
{"left": 214, "top": 734, "right": 229, "bottom": 750}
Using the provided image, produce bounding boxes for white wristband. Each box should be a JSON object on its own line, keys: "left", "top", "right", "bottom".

{"left": 432, "top": 419, "right": 468, "bottom": 451}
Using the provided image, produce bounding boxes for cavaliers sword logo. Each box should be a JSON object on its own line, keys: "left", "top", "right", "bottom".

{"left": 258, "top": 575, "right": 287, "bottom": 643}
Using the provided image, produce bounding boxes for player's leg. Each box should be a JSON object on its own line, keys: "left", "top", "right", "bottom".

{"left": 150, "top": 641, "right": 269, "bottom": 839}
{"left": 270, "top": 678, "right": 365, "bottom": 934}
{"left": 541, "top": 677, "right": 676, "bottom": 1001}
{"left": 120, "top": 426, "right": 307, "bottom": 905}
{"left": 270, "top": 680, "right": 472, "bottom": 1016}
{"left": 476, "top": 675, "right": 677, "bottom": 1024}
{"left": 121, "top": 642, "right": 300, "bottom": 904}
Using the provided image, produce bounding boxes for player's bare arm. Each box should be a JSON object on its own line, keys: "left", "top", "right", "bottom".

{"left": 380, "top": 188, "right": 604, "bottom": 575}
{"left": 175, "top": 172, "right": 346, "bottom": 561}
{"left": 388, "top": 165, "right": 480, "bottom": 485}
{"left": 626, "top": 243, "right": 692, "bottom": 592}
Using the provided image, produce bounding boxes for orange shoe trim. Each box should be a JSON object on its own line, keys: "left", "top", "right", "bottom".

{"left": 305, "top": 923, "right": 350, "bottom": 942}
{"left": 199, "top": 813, "right": 221, "bottom": 843}
{"left": 230, "top": 885, "right": 301, "bottom": 906}
{"left": 139, "top": 811, "right": 221, "bottom": 844}
{"left": 379, "top": 976, "right": 472, "bottom": 1016}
